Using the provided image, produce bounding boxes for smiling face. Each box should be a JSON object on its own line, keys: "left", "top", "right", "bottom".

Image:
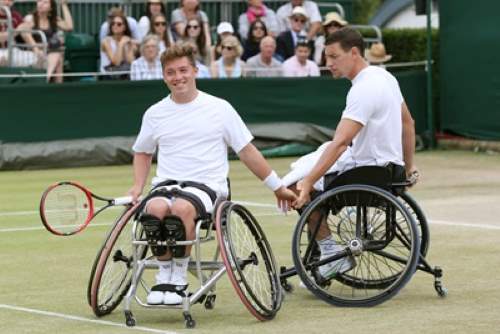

{"left": 162, "top": 56, "right": 198, "bottom": 98}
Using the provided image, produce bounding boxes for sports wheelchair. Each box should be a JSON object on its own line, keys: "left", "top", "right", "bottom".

{"left": 87, "top": 183, "right": 283, "bottom": 328}
{"left": 279, "top": 165, "right": 447, "bottom": 306}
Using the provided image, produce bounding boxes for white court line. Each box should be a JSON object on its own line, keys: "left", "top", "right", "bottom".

{"left": 0, "top": 304, "right": 177, "bottom": 334}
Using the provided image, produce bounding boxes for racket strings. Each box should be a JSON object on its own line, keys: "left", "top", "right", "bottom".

{"left": 44, "top": 185, "right": 91, "bottom": 231}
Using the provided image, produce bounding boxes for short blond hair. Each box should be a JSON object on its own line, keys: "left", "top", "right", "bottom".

{"left": 160, "top": 41, "right": 197, "bottom": 69}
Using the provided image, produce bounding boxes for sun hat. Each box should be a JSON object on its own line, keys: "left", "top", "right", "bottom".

{"left": 322, "top": 12, "right": 347, "bottom": 27}
{"left": 364, "top": 42, "right": 392, "bottom": 64}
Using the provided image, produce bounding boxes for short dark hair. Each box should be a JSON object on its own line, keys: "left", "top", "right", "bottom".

{"left": 160, "top": 42, "right": 197, "bottom": 69}
{"left": 325, "top": 27, "right": 364, "bottom": 56}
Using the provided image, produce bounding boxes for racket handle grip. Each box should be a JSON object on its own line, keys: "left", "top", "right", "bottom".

{"left": 113, "top": 196, "right": 134, "bottom": 206}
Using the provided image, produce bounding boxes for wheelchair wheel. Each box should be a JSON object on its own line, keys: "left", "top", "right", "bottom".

{"left": 398, "top": 192, "right": 429, "bottom": 256}
{"left": 88, "top": 204, "right": 147, "bottom": 317}
{"left": 216, "top": 201, "right": 282, "bottom": 320}
{"left": 292, "top": 185, "right": 420, "bottom": 307}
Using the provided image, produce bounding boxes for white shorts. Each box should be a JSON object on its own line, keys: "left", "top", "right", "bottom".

{"left": 144, "top": 185, "right": 214, "bottom": 214}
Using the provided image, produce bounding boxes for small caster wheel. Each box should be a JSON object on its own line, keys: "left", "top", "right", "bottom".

{"left": 186, "top": 319, "right": 196, "bottom": 328}
{"left": 435, "top": 284, "right": 448, "bottom": 298}
{"left": 204, "top": 295, "right": 216, "bottom": 309}
{"left": 124, "top": 311, "right": 135, "bottom": 327}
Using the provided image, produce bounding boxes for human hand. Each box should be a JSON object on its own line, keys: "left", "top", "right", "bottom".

{"left": 274, "top": 186, "right": 296, "bottom": 213}
{"left": 127, "top": 185, "right": 143, "bottom": 204}
{"left": 406, "top": 165, "right": 420, "bottom": 187}
{"left": 293, "top": 179, "right": 313, "bottom": 209}
{"left": 120, "top": 36, "right": 131, "bottom": 45}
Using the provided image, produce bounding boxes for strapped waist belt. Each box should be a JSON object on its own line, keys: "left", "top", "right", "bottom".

{"left": 154, "top": 179, "right": 217, "bottom": 204}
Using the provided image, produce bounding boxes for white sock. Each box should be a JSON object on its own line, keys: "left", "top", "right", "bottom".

{"left": 155, "top": 260, "right": 172, "bottom": 284}
{"left": 171, "top": 257, "right": 190, "bottom": 285}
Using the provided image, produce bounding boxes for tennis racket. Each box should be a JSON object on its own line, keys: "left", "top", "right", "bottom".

{"left": 39, "top": 181, "right": 134, "bottom": 236}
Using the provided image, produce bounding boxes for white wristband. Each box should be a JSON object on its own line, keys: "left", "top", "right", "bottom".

{"left": 263, "top": 170, "right": 283, "bottom": 191}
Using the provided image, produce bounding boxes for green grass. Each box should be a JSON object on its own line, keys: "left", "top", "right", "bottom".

{"left": 1, "top": 151, "right": 500, "bottom": 333}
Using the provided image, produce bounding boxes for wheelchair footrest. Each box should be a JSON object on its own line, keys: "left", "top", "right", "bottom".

{"left": 152, "top": 283, "right": 189, "bottom": 293}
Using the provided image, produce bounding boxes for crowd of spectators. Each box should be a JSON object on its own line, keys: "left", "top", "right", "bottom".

{"left": 0, "top": 0, "right": 392, "bottom": 82}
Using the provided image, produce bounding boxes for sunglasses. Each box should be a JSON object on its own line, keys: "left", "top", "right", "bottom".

{"left": 111, "top": 21, "right": 124, "bottom": 27}
{"left": 253, "top": 26, "right": 265, "bottom": 31}
{"left": 293, "top": 17, "right": 306, "bottom": 23}
{"left": 187, "top": 25, "right": 200, "bottom": 29}
{"left": 154, "top": 21, "right": 167, "bottom": 26}
{"left": 221, "top": 45, "right": 234, "bottom": 51}
{"left": 325, "top": 22, "right": 342, "bottom": 28}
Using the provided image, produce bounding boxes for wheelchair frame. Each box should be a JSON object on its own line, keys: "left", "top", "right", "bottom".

{"left": 279, "top": 166, "right": 447, "bottom": 306}
{"left": 88, "top": 200, "right": 283, "bottom": 329}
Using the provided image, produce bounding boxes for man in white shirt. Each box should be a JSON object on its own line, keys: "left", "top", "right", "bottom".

{"left": 287, "top": 27, "right": 418, "bottom": 279}
{"left": 282, "top": 41, "right": 320, "bottom": 77}
{"left": 128, "top": 42, "right": 296, "bottom": 305}
{"left": 276, "top": 0, "right": 321, "bottom": 41}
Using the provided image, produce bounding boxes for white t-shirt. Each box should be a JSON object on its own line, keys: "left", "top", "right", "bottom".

{"left": 342, "top": 65, "right": 404, "bottom": 167}
{"left": 132, "top": 91, "right": 253, "bottom": 196}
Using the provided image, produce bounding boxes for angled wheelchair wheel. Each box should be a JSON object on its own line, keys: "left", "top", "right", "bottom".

{"left": 398, "top": 192, "right": 429, "bottom": 256}
{"left": 292, "top": 185, "right": 420, "bottom": 307}
{"left": 88, "top": 204, "right": 147, "bottom": 317}
{"left": 216, "top": 201, "right": 282, "bottom": 320}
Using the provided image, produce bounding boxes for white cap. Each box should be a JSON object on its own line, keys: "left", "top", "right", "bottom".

{"left": 217, "top": 22, "right": 234, "bottom": 35}
{"left": 290, "top": 6, "right": 309, "bottom": 19}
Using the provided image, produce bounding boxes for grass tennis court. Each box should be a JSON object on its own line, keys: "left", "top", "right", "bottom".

{"left": 1, "top": 150, "right": 500, "bottom": 334}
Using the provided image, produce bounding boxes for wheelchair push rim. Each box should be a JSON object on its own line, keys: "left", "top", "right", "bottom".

{"left": 216, "top": 201, "right": 282, "bottom": 320}
{"left": 88, "top": 204, "right": 147, "bottom": 316}
{"left": 292, "top": 184, "right": 420, "bottom": 307}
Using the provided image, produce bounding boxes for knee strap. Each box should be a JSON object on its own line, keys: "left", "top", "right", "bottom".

{"left": 139, "top": 214, "right": 167, "bottom": 256}
{"left": 163, "top": 215, "right": 186, "bottom": 258}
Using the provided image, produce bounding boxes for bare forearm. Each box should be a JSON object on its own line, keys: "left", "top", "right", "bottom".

{"left": 304, "top": 141, "right": 348, "bottom": 185}
{"left": 60, "top": 4, "right": 73, "bottom": 31}
{"left": 402, "top": 103, "right": 416, "bottom": 172}
{"left": 132, "top": 152, "right": 153, "bottom": 190}
{"left": 307, "top": 22, "right": 321, "bottom": 40}
{"left": 238, "top": 143, "right": 272, "bottom": 180}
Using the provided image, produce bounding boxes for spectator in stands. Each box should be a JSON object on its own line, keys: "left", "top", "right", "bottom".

{"left": 17, "top": 0, "right": 73, "bottom": 83}
{"left": 276, "top": 6, "right": 313, "bottom": 61}
{"left": 245, "top": 35, "right": 282, "bottom": 78}
{"left": 138, "top": 0, "right": 167, "bottom": 41}
{"left": 0, "top": 0, "right": 23, "bottom": 46}
{"left": 314, "top": 12, "right": 347, "bottom": 65}
{"left": 131, "top": 34, "right": 162, "bottom": 80}
{"left": 100, "top": 9, "right": 136, "bottom": 79}
{"left": 210, "top": 35, "right": 244, "bottom": 78}
{"left": 171, "top": 0, "right": 211, "bottom": 46}
{"left": 183, "top": 17, "right": 210, "bottom": 65}
{"left": 149, "top": 13, "right": 173, "bottom": 54}
{"left": 238, "top": 0, "right": 279, "bottom": 41}
{"left": 211, "top": 21, "right": 234, "bottom": 61}
{"left": 241, "top": 18, "right": 266, "bottom": 61}
{"left": 364, "top": 42, "right": 392, "bottom": 68}
{"left": 282, "top": 40, "right": 319, "bottom": 77}
{"left": 99, "top": 7, "right": 139, "bottom": 42}
{"left": 276, "top": 0, "right": 321, "bottom": 41}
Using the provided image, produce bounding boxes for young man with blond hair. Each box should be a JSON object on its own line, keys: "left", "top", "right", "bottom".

{"left": 128, "top": 42, "right": 296, "bottom": 305}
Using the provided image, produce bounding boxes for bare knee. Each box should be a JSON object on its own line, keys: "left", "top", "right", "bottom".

{"left": 170, "top": 200, "right": 197, "bottom": 223}
{"left": 145, "top": 198, "right": 170, "bottom": 219}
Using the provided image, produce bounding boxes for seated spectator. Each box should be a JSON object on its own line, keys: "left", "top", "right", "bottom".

{"left": 138, "top": 0, "right": 167, "bottom": 41}
{"left": 276, "top": 6, "right": 313, "bottom": 61}
{"left": 99, "top": 7, "right": 139, "bottom": 42}
{"left": 16, "top": 0, "right": 73, "bottom": 83}
{"left": 364, "top": 42, "right": 392, "bottom": 68}
{"left": 149, "top": 13, "right": 173, "bottom": 54}
{"left": 100, "top": 9, "right": 136, "bottom": 79}
{"left": 171, "top": 0, "right": 211, "bottom": 46}
{"left": 211, "top": 21, "right": 234, "bottom": 61}
{"left": 314, "top": 12, "right": 347, "bottom": 65}
{"left": 210, "top": 35, "right": 245, "bottom": 78}
{"left": 1, "top": 0, "right": 23, "bottom": 47}
{"left": 282, "top": 40, "right": 319, "bottom": 77}
{"left": 130, "top": 34, "right": 162, "bottom": 80}
{"left": 276, "top": 0, "right": 321, "bottom": 41}
{"left": 241, "top": 18, "right": 266, "bottom": 61}
{"left": 238, "top": 0, "right": 278, "bottom": 41}
{"left": 245, "top": 35, "right": 282, "bottom": 78}
{"left": 183, "top": 17, "right": 210, "bottom": 65}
